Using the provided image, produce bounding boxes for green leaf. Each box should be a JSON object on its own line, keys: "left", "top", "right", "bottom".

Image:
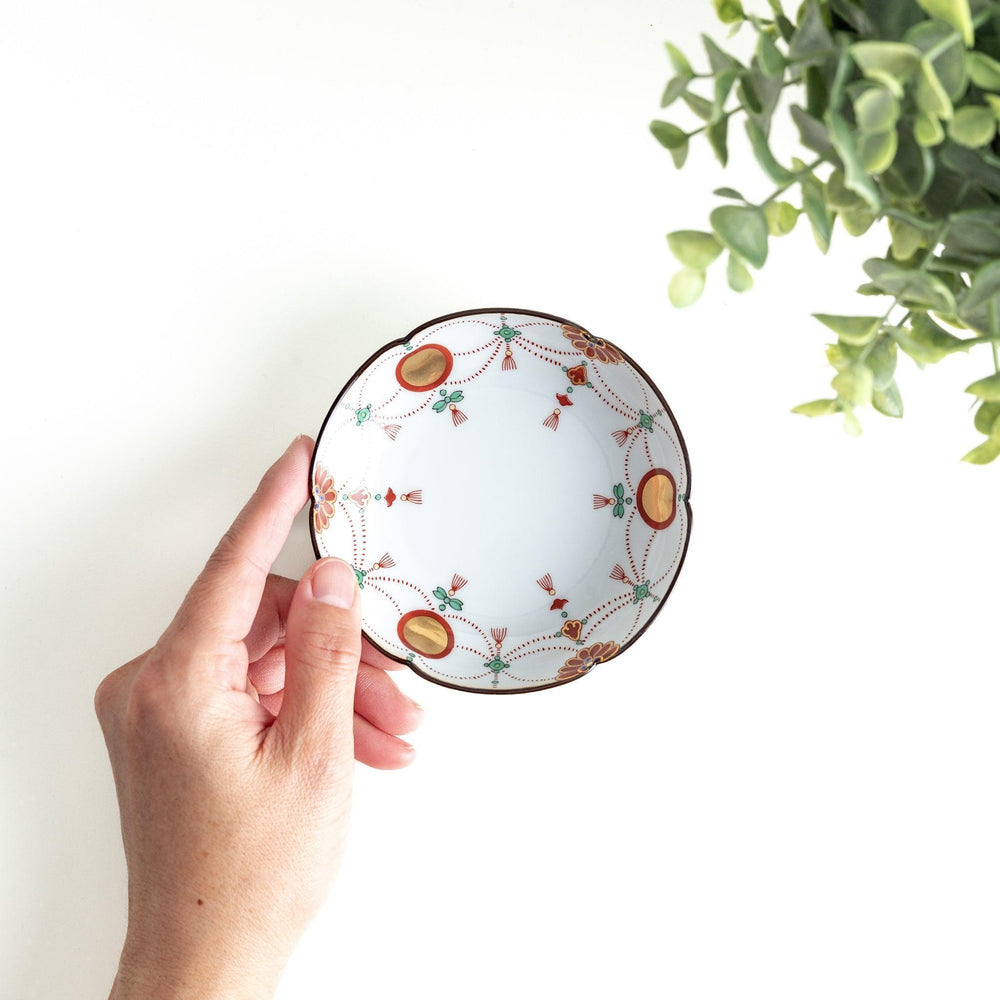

{"left": 948, "top": 106, "right": 998, "bottom": 148}
{"left": 827, "top": 111, "right": 882, "bottom": 208}
{"left": 859, "top": 128, "right": 898, "bottom": 174}
{"left": 669, "top": 139, "right": 689, "bottom": 169}
{"left": 889, "top": 314, "right": 973, "bottom": 362}
{"left": 788, "top": 0, "right": 835, "bottom": 66}
{"left": 669, "top": 268, "right": 707, "bottom": 308}
{"left": 431, "top": 399, "right": 447, "bottom": 412}
{"left": 764, "top": 200, "right": 799, "bottom": 236}
{"left": 801, "top": 173, "right": 835, "bottom": 252}
{"left": 916, "top": 58, "right": 953, "bottom": 120}
{"left": 883, "top": 124, "right": 935, "bottom": 198}
{"left": 960, "top": 260, "right": 1000, "bottom": 319}
{"left": 702, "top": 34, "right": 742, "bottom": 74}
{"left": 737, "top": 74, "right": 763, "bottom": 114}
{"left": 666, "top": 230, "right": 724, "bottom": 269}
{"left": 914, "top": 110, "right": 945, "bottom": 145}
{"left": 961, "top": 438, "right": 1000, "bottom": 464}
{"left": 665, "top": 42, "right": 694, "bottom": 78}
{"left": 660, "top": 75, "right": 689, "bottom": 109}
{"left": 914, "top": 0, "right": 974, "bottom": 46}
{"left": 840, "top": 206, "right": 878, "bottom": 236}
{"left": 942, "top": 210, "right": 1000, "bottom": 262}
{"left": 650, "top": 120, "right": 687, "bottom": 149}
{"left": 713, "top": 0, "right": 745, "bottom": 24}
{"left": 850, "top": 41, "right": 922, "bottom": 93}
{"left": 867, "top": 335, "right": 898, "bottom": 388}
{"left": 613, "top": 482, "right": 625, "bottom": 499}
{"left": 433, "top": 587, "right": 447, "bottom": 600}
{"left": 450, "top": 390, "right": 464, "bottom": 403}
{"left": 825, "top": 168, "right": 867, "bottom": 211}
{"left": 862, "top": 259, "right": 957, "bottom": 313}
{"left": 757, "top": 31, "right": 786, "bottom": 78}
{"left": 872, "top": 380, "right": 904, "bottom": 417}
{"left": 987, "top": 94, "right": 1000, "bottom": 121}
{"left": 682, "top": 91, "right": 714, "bottom": 121}
{"left": 744, "top": 119, "right": 793, "bottom": 184}
{"left": 888, "top": 216, "right": 926, "bottom": 260}
{"left": 792, "top": 398, "right": 839, "bottom": 416}
{"left": 790, "top": 105, "right": 835, "bottom": 156}
{"left": 905, "top": 20, "right": 967, "bottom": 100}
{"left": 939, "top": 144, "right": 1000, "bottom": 196}
{"left": 974, "top": 401, "right": 1000, "bottom": 435}
{"left": 714, "top": 70, "right": 738, "bottom": 118}
{"left": 726, "top": 253, "right": 754, "bottom": 291}
{"left": 965, "top": 373, "right": 1000, "bottom": 400}
{"left": 707, "top": 114, "right": 729, "bottom": 166}
{"left": 449, "top": 598, "right": 464, "bottom": 611}
{"left": 709, "top": 204, "right": 769, "bottom": 269}
{"left": 814, "top": 314, "right": 882, "bottom": 346}
{"left": 842, "top": 407, "right": 863, "bottom": 436}
{"left": 713, "top": 186, "right": 747, "bottom": 200}
{"left": 833, "top": 365, "right": 875, "bottom": 406}
{"left": 854, "top": 87, "right": 900, "bottom": 132}
{"left": 968, "top": 51, "right": 1000, "bottom": 91}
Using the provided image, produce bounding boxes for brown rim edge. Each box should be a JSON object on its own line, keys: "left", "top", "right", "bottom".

{"left": 308, "top": 306, "right": 693, "bottom": 695}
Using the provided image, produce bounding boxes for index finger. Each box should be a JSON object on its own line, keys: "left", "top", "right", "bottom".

{"left": 169, "top": 436, "right": 313, "bottom": 648}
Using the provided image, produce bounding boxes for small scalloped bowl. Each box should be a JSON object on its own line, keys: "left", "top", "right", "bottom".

{"left": 310, "top": 308, "right": 691, "bottom": 694}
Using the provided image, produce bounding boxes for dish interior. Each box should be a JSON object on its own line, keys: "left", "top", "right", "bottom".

{"left": 311, "top": 310, "right": 690, "bottom": 693}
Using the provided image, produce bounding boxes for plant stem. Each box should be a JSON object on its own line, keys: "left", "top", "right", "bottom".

{"left": 756, "top": 156, "right": 826, "bottom": 208}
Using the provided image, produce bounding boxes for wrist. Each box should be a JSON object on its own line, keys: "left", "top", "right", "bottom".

{"left": 110, "top": 925, "right": 287, "bottom": 1000}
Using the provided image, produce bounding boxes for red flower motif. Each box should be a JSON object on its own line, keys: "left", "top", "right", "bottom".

{"left": 312, "top": 464, "right": 338, "bottom": 533}
{"left": 562, "top": 324, "right": 623, "bottom": 365}
{"left": 566, "top": 364, "right": 588, "bottom": 386}
{"left": 557, "top": 640, "right": 619, "bottom": 681}
{"left": 561, "top": 619, "right": 583, "bottom": 642}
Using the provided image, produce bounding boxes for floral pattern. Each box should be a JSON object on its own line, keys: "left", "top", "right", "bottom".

{"left": 562, "top": 324, "right": 623, "bottom": 365}
{"left": 557, "top": 640, "right": 620, "bottom": 681}
{"left": 312, "top": 464, "right": 338, "bottom": 533}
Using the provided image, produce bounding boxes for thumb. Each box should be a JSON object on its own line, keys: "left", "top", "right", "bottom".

{"left": 275, "top": 558, "right": 361, "bottom": 765}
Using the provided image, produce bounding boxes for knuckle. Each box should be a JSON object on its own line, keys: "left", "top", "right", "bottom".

{"left": 297, "top": 629, "right": 361, "bottom": 676}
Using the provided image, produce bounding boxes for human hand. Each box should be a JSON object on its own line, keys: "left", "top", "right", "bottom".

{"left": 94, "top": 436, "right": 423, "bottom": 1000}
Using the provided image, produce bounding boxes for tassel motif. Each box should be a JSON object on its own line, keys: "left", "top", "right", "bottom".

{"left": 400, "top": 490, "right": 422, "bottom": 504}
{"left": 384, "top": 424, "right": 401, "bottom": 441}
{"left": 537, "top": 574, "right": 555, "bottom": 595}
{"left": 502, "top": 348, "right": 516, "bottom": 371}
{"left": 450, "top": 403, "right": 468, "bottom": 426}
{"left": 543, "top": 407, "right": 561, "bottom": 431}
{"left": 448, "top": 574, "right": 467, "bottom": 597}
{"left": 491, "top": 627, "right": 507, "bottom": 649}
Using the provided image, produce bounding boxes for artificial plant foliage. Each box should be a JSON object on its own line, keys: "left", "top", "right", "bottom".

{"left": 652, "top": 0, "right": 1000, "bottom": 462}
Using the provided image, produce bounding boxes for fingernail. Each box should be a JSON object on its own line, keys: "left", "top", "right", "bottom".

{"left": 311, "top": 558, "right": 357, "bottom": 608}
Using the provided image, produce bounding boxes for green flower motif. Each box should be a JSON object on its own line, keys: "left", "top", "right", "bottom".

{"left": 639, "top": 410, "right": 653, "bottom": 430}
{"left": 353, "top": 566, "right": 367, "bottom": 589}
{"left": 432, "top": 390, "right": 465, "bottom": 413}
{"left": 433, "top": 586, "right": 464, "bottom": 611}
{"left": 496, "top": 323, "right": 522, "bottom": 343}
{"left": 356, "top": 404, "right": 372, "bottom": 426}
{"left": 632, "top": 580, "right": 652, "bottom": 604}
{"left": 484, "top": 657, "right": 508, "bottom": 674}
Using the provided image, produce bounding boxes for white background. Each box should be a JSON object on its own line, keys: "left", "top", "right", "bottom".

{"left": 3, "top": 2, "right": 999, "bottom": 998}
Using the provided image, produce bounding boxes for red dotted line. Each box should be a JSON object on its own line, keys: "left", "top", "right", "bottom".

{"left": 378, "top": 576, "right": 435, "bottom": 609}
{"left": 512, "top": 340, "right": 566, "bottom": 369}
{"left": 584, "top": 593, "right": 634, "bottom": 634}
{"left": 626, "top": 510, "right": 641, "bottom": 580}
{"left": 337, "top": 502, "right": 362, "bottom": 564}
{"left": 457, "top": 644, "right": 489, "bottom": 657}
{"left": 452, "top": 339, "right": 500, "bottom": 358}
{"left": 515, "top": 335, "right": 578, "bottom": 358}
{"left": 649, "top": 416, "right": 685, "bottom": 479}
{"left": 624, "top": 435, "right": 639, "bottom": 494}
{"left": 365, "top": 581, "right": 403, "bottom": 615}
{"left": 507, "top": 642, "right": 576, "bottom": 665}
{"left": 644, "top": 432, "right": 653, "bottom": 467}
{"left": 624, "top": 602, "right": 645, "bottom": 643}
{"left": 591, "top": 364, "right": 637, "bottom": 416}
{"left": 447, "top": 614, "right": 493, "bottom": 647}
{"left": 651, "top": 519, "right": 688, "bottom": 589}
{"left": 638, "top": 530, "right": 656, "bottom": 578}
{"left": 381, "top": 394, "right": 436, "bottom": 422}
{"left": 506, "top": 632, "right": 568, "bottom": 659}
{"left": 451, "top": 341, "right": 503, "bottom": 383}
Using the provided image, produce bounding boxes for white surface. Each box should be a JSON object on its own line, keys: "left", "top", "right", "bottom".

{"left": 2, "top": 1, "right": 999, "bottom": 998}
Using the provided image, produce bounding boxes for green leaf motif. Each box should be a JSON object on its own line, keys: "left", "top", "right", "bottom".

{"left": 707, "top": 114, "right": 729, "bottom": 166}
{"left": 827, "top": 111, "right": 882, "bottom": 208}
{"left": 433, "top": 587, "right": 448, "bottom": 601}
{"left": 916, "top": 58, "right": 953, "bottom": 120}
{"left": 683, "top": 91, "right": 714, "bottom": 121}
{"left": 889, "top": 315, "right": 973, "bottom": 363}
{"left": 613, "top": 502, "right": 625, "bottom": 519}
{"left": 850, "top": 41, "right": 922, "bottom": 93}
{"left": 974, "top": 401, "right": 1000, "bottom": 435}
{"left": 787, "top": 0, "right": 835, "bottom": 66}
{"left": 713, "top": 0, "right": 745, "bottom": 24}
{"left": 914, "top": 110, "right": 945, "bottom": 146}
{"left": 710, "top": 205, "right": 768, "bottom": 269}
{"left": 660, "top": 75, "right": 689, "bottom": 109}
{"left": 669, "top": 268, "right": 706, "bottom": 308}
{"left": 866, "top": 335, "right": 898, "bottom": 388}
{"left": 431, "top": 399, "right": 448, "bottom": 413}
{"left": 613, "top": 482, "right": 625, "bottom": 500}
{"left": 872, "top": 381, "right": 904, "bottom": 418}
{"left": 800, "top": 173, "right": 835, "bottom": 253}
{"left": 858, "top": 128, "right": 898, "bottom": 174}
{"left": 814, "top": 314, "right": 882, "bottom": 346}
{"left": 666, "top": 230, "right": 724, "bottom": 269}
{"left": 854, "top": 86, "right": 900, "bottom": 133}
{"left": 757, "top": 31, "right": 786, "bottom": 78}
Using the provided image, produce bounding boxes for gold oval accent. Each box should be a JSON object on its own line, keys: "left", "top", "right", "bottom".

{"left": 638, "top": 469, "right": 676, "bottom": 530}
{"left": 396, "top": 344, "right": 452, "bottom": 391}
{"left": 400, "top": 612, "right": 452, "bottom": 657}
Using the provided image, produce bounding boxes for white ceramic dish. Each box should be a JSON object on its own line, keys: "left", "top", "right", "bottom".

{"left": 310, "top": 308, "right": 691, "bottom": 693}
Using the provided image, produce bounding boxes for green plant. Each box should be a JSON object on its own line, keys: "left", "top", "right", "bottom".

{"left": 651, "top": 0, "right": 1000, "bottom": 461}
